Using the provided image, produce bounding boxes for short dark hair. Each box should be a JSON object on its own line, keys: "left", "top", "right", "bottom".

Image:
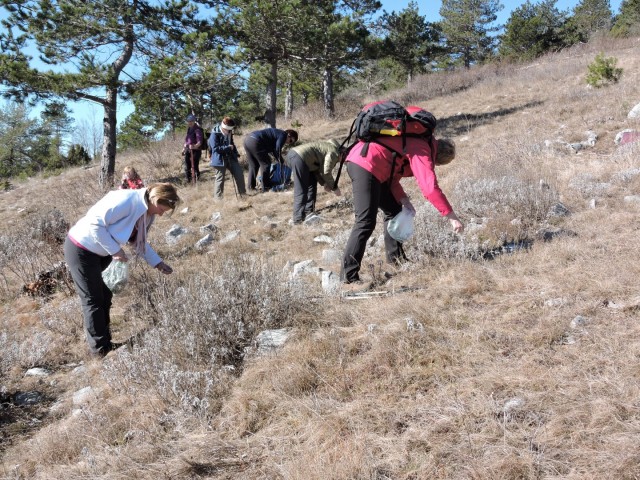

{"left": 285, "top": 129, "right": 298, "bottom": 143}
{"left": 435, "top": 138, "right": 455, "bottom": 165}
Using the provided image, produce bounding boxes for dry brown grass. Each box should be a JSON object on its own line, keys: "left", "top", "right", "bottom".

{"left": 2, "top": 36, "right": 640, "bottom": 479}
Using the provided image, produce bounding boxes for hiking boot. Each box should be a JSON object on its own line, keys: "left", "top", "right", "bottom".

{"left": 341, "top": 280, "right": 373, "bottom": 295}
{"left": 87, "top": 345, "right": 111, "bottom": 359}
{"left": 384, "top": 267, "right": 403, "bottom": 280}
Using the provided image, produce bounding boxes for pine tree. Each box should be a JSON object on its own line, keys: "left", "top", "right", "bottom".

{"left": 564, "top": 0, "right": 613, "bottom": 42}
{"left": 0, "top": 0, "right": 198, "bottom": 187}
{"left": 41, "top": 101, "right": 73, "bottom": 158}
{"left": 0, "top": 102, "right": 42, "bottom": 177}
{"left": 439, "top": 0, "right": 504, "bottom": 68}
{"left": 215, "top": 0, "right": 379, "bottom": 122}
{"left": 611, "top": 0, "right": 640, "bottom": 37}
{"left": 499, "top": 0, "right": 568, "bottom": 61}
{"left": 297, "top": 0, "right": 379, "bottom": 118}
{"left": 379, "top": 1, "right": 440, "bottom": 86}
{"left": 117, "top": 111, "right": 154, "bottom": 152}
{"left": 214, "top": 0, "right": 311, "bottom": 127}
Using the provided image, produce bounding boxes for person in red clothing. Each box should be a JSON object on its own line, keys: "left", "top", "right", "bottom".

{"left": 340, "top": 108, "right": 464, "bottom": 286}
{"left": 119, "top": 166, "right": 145, "bottom": 190}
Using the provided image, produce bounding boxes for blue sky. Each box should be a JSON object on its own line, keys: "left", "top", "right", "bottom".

{"left": 379, "top": 0, "right": 623, "bottom": 23}
{"left": 5, "top": 0, "right": 625, "bottom": 132}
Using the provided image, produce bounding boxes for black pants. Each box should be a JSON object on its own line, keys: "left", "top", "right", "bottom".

{"left": 184, "top": 149, "right": 202, "bottom": 182}
{"left": 64, "top": 237, "right": 113, "bottom": 355}
{"left": 244, "top": 136, "right": 272, "bottom": 191}
{"left": 341, "top": 162, "right": 405, "bottom": 283}
{"left": 288, "top": 151, "right": 317, "bottom": 223}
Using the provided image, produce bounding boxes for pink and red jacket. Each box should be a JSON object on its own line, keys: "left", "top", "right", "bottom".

{"left": 345, "top": 137, "right": 453, "bottom": 216}
{"left": 119, "top": 178, "right": 145, "bottom": 190}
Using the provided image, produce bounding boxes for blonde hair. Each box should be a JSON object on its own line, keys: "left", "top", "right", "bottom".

{"left": 122, "top": 166, "right": 141, "bottom": 179}
{"left": 147, "top": 183, "right": 180, "bottom": 213}
{"left": 435, "top": 138, "right": 456, "bottom": 166}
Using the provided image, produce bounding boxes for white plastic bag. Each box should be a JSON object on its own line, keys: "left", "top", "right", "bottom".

{"left": 387, "top": 206, "right": 415, "bottom": 242}
{"left": 102, "top": 260, "right": 129, "bottom": 293}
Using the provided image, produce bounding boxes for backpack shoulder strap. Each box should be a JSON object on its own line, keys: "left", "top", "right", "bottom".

{"left": 364, "top": 139, "right": 408, "bottom": 185}
{"left": 332, "top": 116, "right": 359, "bottom": 190}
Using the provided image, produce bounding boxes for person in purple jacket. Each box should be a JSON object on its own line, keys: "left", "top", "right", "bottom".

{"left": 182, "top": 114, "right": 204, "bottom": 184}
{"left": 243, "top": 128, "right": 298, "bottom": 191}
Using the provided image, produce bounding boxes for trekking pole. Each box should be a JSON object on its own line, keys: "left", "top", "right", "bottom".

{"left": 190, "top": 148, "right": 196, "bottom": 187}
{"left": 225, "top": 153, "right": 238, "bottom": 200}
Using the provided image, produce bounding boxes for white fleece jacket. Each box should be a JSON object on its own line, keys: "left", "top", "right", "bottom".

{"left": 68, "top": 189, "right": 162, "bottom": 267}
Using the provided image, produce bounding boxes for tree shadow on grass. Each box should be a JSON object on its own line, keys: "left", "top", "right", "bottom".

{"left": 437, "top": 101, "right": 544, "bottom": 137}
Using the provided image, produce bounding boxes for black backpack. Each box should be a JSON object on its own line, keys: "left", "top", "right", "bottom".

{"left": 333, "top": 100, "right": 436, "bottom": 189}
{"left": 196, "top": 126, "right": 210, "bottom": 151}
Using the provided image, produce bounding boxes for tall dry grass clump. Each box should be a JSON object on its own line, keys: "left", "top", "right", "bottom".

{"left": 103, "top": 253, "right": 313, "bottom": 424}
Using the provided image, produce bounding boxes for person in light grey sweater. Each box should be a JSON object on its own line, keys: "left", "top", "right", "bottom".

{"left": 64, "top": 183, "right": 180, "bottom": 357}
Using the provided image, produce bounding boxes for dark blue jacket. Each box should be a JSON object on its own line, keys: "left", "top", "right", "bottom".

{"left": 208, "top": 125, "right": 237, "bottom": 167}
{"left": 248, "top": 128, "right": 288, "bottom": 160}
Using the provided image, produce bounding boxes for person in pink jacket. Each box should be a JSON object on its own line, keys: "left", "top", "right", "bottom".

{"left": 341, "top": 114, "right": 464, "bottom": 286}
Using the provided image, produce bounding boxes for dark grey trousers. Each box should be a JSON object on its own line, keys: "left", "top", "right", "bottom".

{"left": 183, "top": 149, "right": 202, "bottom": 182}
{"left": 244, "top": 136, "right": 272, "bottom": 191}
{"left": 341, "top": 162, "right": 404, "bottom": 283}
{"left": 64, "top": 237, "right": 113, "bottom": 355}
{"left": 213, "top": 157, "right": 247, "bottom": 199}
{"left": 288, "top": 151, "right": 317, "bottom": 223}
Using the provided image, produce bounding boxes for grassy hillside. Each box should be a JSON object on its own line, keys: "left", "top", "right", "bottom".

{"left": 1, "top": 35, "right": 640, "bottom": 479}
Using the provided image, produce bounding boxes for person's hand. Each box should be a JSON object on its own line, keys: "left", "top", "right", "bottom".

{"left": 112, "top": 249, "right": 128, "bottom": 262}
{"left": 450, "top": 218, "right": 464, "bottom": 233}
{"left": 155, "top": 261, "right": 173, "bottom": 274}
{"left": 400, "top": 197, "right": 416, "bottom": 215}
{"left": 323, "top": 185, "right": 332, "bottom": 193}
{"left": 446, "top": 212, "right": 464, "bottom": 233}
{"left": 334, "top": 187, "right": 342, "bottom": 196}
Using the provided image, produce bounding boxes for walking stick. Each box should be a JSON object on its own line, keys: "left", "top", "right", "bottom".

{"left": 230, "top": 136, "right": 240, "bottom": 199}
{"left": 223, "top": 153, "right": 238, "bottom": 200}
{"left": 189, "top": 148, "right": 196, "bottom": 187}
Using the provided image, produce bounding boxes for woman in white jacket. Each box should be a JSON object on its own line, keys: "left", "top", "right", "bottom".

{"left": 64, "top": 183, "right": 180, "bottom": 357}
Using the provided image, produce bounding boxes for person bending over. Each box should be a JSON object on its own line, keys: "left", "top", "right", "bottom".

{"left": 341, "top": 108, "right": 463, "bottom": 287}
{"left": 243, "top": 128, "right": 298, "bottom": 192}
{"left": 286, "top": 139, "right": 342, "bottom": 224}
{"left": 64, "top": 183, "right": 180, "bottom": 357}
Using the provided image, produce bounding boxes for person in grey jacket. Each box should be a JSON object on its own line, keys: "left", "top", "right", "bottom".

{"left": 64, "top": 183, "right": 180, "bottom": 357}
{"left": 209, "top": 117, "right": 246, "bottom": 200}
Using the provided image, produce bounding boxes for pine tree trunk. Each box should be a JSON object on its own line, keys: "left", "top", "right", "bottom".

{"left": 99, "top": 27, "right": 133, "bottom": 188}
{"left": 322, "top": 67, "right": 334, "bottom": 118}
{"left": 99, "top": 88, "right": 117, "bottom": 189}
{"left": 284, "top": 76, "right": 293, "bottom": 121}
{"left": 265, "top": 62, "right": 278, "bottom": 128}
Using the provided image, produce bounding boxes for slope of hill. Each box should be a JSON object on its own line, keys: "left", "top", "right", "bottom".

{"left": 1, "top": 35, "right": 640, "bottom": 479}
